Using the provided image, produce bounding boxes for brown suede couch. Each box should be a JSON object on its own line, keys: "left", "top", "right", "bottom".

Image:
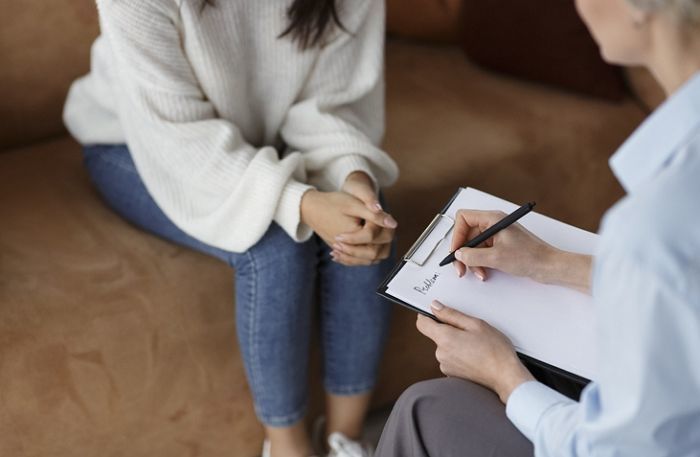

{"left": 1, "top": 1, "right": 650, "bottom": 456}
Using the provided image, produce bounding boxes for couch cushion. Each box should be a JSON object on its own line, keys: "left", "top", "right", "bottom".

{"left": 0, "top": 138, "right": 264, "bottom": 456}
{"left": 0, "top": 0, "right": 98, "bottom": 150}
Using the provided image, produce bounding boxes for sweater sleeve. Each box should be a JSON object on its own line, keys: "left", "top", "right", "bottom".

{"left": 95, "top": 0, "right": 314, "bottom": 252}
{"left": 280, "top": 0, "right": 399, "bottom": 192}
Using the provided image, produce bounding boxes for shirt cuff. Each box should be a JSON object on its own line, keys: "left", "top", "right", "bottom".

{"left": 506, "top": 381, "right": 574, "bottom": 442}
{"left": 321, "top": 154, "right": 377, "bottom": 192}
{"left": 273, "top": 180, "right": 315, "bottom": 242}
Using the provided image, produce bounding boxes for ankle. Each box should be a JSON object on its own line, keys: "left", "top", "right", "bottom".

{"left": 268, "top": 438, "right": 313, "bottom": 457}
{"left": 266, "top": 424, "right": 313, "bottom": 457}
{"left": 326, "top": 423, "right": 363, "bottom": 442}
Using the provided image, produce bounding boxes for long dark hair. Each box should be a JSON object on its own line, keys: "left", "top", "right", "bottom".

{"left": 201, "top": 0, "right": 345, "bottom": 50}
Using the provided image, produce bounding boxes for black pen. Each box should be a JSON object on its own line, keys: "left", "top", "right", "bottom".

{"left": 438, "top": 202, "right": 536, "bottom": 267}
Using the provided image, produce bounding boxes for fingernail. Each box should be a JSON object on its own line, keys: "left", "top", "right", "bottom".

{"left": 335, "top": 234, "right": 346, "bottom": 242}
{"left": 374, "top": 202, "right": 383, "bottom": 212}
{"left": 384, "top": 216, "right": 398, "bottom": 229}
{"left": 453, "top": 262, "right": 463, "bottom": 278}
{"left": 455, "top": 250, "right": 463, "bottom": 261}
{"left": 430, "top": 300, "right": 444, "bottom": 311}
{"left": 333, "top": 243, "right": 344, "bottom": 253}
{"left": 475, "top": 271, "right": 485, "bottom": 281}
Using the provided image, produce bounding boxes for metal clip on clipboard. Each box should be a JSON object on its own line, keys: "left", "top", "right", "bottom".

{"left": 403, "top": 213, "right": 455, "bottom": 266}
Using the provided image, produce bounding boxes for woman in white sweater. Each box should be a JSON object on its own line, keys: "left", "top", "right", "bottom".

{"left": 64, "top": 1, "right": 399, "bottom": 456}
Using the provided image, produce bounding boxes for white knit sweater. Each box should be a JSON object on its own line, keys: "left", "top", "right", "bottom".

{"left": 64, "top": 0, "right": 398, "bottom": 252}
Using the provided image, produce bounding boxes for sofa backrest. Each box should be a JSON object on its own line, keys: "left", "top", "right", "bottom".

{"left": 0, "top": 0, "right": 99, "bottom": 151}
{"left": 0, "top": 0, "right": 664, "bottom": 153}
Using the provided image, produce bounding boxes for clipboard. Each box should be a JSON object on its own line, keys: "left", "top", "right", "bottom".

{"left": 376, "top": 188, "right": 592, "bottom": 388}
{"left": 377, "top": 189, "right": 460, "bottom": 320}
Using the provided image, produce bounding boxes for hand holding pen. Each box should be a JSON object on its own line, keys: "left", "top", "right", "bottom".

{"left": 446, "top": 205, "right": 595, "bottom": 292}
{"left": 442, "top": 203, "right": 546, "bottom": 280}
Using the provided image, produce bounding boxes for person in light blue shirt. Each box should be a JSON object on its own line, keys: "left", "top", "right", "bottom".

{"left": 374, "top": 0, "right": 700, "bottom": 456}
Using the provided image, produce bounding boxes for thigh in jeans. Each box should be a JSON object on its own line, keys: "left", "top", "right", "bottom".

{"left": 82, "top": 144, "right": 232, "bottom": 262}
{"left": 83, "top": 144, "right": 319, "bottom": 426}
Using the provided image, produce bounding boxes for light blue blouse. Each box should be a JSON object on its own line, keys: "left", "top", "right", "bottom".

{"left": 506, "top": 73, "right": 700, "bottom": 456}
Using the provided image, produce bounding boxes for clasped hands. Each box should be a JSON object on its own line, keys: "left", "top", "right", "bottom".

{"left": 300, "top": 171, "right": 397, "bottom": 266}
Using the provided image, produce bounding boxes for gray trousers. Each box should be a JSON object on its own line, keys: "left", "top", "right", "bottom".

{"left": 375, "top": 378, "right": 534, "bottom": 457}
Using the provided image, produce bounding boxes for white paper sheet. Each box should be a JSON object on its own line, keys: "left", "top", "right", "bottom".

{"left": 387, "top": 188, "right": 598, "bottom": 380}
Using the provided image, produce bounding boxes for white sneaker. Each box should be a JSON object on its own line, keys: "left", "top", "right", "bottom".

{"left": 311, "top": 417, "right": 373, "bottom": 457}
{"left": 327, "top": 432, "right": 373, "bottom": 457}
{"left": 261, "top": 439, "right": 319, "bottom": 457}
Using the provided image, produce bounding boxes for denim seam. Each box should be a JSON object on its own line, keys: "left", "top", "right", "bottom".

{"left": 245, "top": 249, "right": 266, "bottom": 418}
{"left": 324, "top": 381, "right": 376, "bottom": 397}
{"left": 320, "top": 252, "right": 334, "bottom": 386}
{"left": 258, "top": 402, "right": 308, "bottom": 427}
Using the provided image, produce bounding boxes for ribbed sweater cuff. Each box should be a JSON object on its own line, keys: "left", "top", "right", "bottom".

{"left": 323, "top": 154, "right": 378, "bottom": 192}
{"left": 274, "top": 180, "right": 315, "bottom": 242}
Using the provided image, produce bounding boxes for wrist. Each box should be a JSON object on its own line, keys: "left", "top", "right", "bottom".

{"left": 537, "top": 249, "right": 592, "bottom": 292}
{"left": 344, "top": 171, "right": 374, "bottom": 189}
{"left": 300, "top": 189, "right": 320, "bottom": 227}
{"left": 494, "top": 361, "right": 535, "bottom": 404}
{"left": 534, "top": 247, "right": 567, "bottom": 284}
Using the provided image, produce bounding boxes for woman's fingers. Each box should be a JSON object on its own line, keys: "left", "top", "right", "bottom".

{"left": 455, "top": 247, "right": 497, "bottom": 269}
{"left": 451, "top": 223, "right": 481, "bottom": 252}
{"left": 451, "top": 209, "right": 506, "bottom": 251}
{"left": 452, "top": 261, "right": 487, "bottom": 281}
{"left": 336, "top": 222, "right": 393, "bottom": 245}
{"left": 331, "top": 250, "right": 368, "bottom": 266}
{"left": 332, "top": 241, "right": 390, "bottom": 262}
{"left": 331, "top": 248, "right": 388, "bottom": 266}
{"left": 468, "top": 266, "right": 488, "bottom": 281}
{"left": 352, "top": 183, "right": 383, "bottom": 214}
{"left": 367, "top": 200, "right": 383, "bottom": 213}
{"left": 450, "top": 210, "right": 510, "bottom": 278}
{"left": 453, "top": 261, "right": 466, "bottom": 278}
{"left": 344, "top": 198, "right": 398, "bottom": 229}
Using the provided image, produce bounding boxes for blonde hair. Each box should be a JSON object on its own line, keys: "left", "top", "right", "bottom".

{"left": 627, "top": 0, "right": 700, "bottom": 22}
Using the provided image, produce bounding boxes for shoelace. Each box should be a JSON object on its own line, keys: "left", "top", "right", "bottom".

{"left": 328, "top": 433, "right": 369, "bottom": 457}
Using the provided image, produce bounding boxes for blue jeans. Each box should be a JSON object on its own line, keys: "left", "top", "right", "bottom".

{"left": 83, "top": 144, "right": 394, "bottom": 427}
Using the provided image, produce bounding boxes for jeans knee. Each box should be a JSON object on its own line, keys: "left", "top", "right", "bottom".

{"left": 245, "top": 223, "right": 316, "bottom": 265}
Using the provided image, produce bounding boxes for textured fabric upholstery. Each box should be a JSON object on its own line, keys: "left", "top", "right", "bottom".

{"left": 0, "top": 0, "right": 99, "bottom": 150}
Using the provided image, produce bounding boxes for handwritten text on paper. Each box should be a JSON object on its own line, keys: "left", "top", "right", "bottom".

{"left": 413, "top": 273, "right": 440, "bottom": 295}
